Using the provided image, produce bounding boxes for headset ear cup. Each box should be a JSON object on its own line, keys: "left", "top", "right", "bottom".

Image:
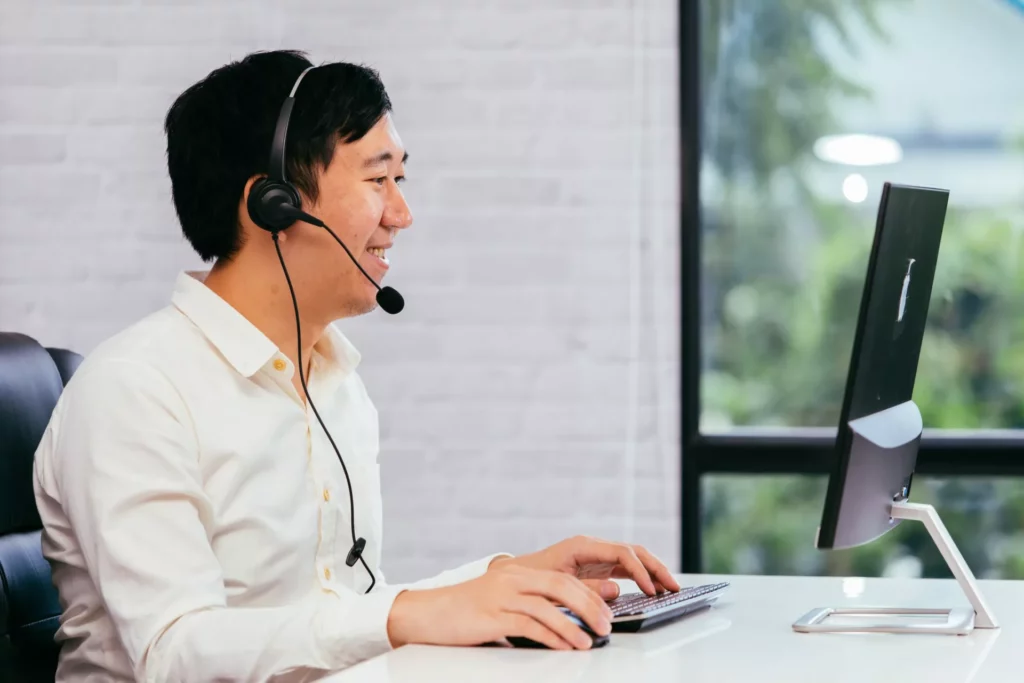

{"left": 247, "top": 178, "right": 302, "bottom": 233}
{"left": 281, "top": 182, "right": 301, "bottom": 213}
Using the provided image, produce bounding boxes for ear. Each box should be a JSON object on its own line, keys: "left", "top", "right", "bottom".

{"left": 243, "top": 174, "right": 264, "bottom": 199}
{"left": 235, "top": 174, "right": 278, "bottom": 252}
{"left": 238, "top": 175, "right": 265, "bottom": 227}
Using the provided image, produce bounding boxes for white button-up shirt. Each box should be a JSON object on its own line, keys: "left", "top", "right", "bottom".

{"left": 33, "top": 271, "right": 504, "bottom": 682}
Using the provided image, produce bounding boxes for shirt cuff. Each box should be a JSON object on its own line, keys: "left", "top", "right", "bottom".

{"left": 313, "top": 585, "right": 405, "bottom": 671}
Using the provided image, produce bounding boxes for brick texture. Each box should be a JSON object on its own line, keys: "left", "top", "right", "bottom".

{"left": 0, "top": 0, "right": 680, "bottom": 582}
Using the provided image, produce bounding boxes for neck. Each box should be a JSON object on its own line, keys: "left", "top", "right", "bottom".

{"left": 203, "top": 252, "right": 325, "bottom": 380}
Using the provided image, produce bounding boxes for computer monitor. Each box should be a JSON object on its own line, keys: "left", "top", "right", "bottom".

{"left": 795, "top": 182, "right": 999, "bottom": 635}
{"left": 816, "top": 181, "right": 948, "bottom": 551}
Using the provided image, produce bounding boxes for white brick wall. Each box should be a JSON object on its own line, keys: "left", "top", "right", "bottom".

{"left": 0, "top": 0, "right": 680, "bottom": 582}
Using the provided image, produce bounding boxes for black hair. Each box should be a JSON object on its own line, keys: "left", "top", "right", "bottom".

{"left": 164, "top": 50, "right": 393, "bottom": 262}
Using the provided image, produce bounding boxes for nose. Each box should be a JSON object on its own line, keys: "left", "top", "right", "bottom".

{"left": 383, "top": 181, "right": 413, "bottom": 232}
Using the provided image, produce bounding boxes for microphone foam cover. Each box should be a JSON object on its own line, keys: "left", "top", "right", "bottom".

{"left": 376, "top": 286, "right": 405, "bottom": 314}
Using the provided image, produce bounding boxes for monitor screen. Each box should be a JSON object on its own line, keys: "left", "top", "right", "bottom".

{"left": 816, "top": 182, "right": 950, "bottom": 550}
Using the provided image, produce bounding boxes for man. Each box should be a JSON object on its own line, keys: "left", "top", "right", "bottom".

{"left": 33, "top": 50, "right": 679, "bottom": 682}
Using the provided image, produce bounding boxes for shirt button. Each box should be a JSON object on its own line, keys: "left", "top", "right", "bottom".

{"left": 324, "top": 567, "right": 332, "bottom": 580}
{"left": 273, "top": 359, "right": 287, "bottom": 372}
{"left": 323, "top": 488, "right": 331, "bottom": 502}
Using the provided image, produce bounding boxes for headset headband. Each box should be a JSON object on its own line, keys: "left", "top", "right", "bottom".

{"left": 268, "top": 66, "right": 316, "bottom": 183}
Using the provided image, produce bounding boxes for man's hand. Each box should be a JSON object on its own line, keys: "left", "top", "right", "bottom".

{"left": 489, "top": 535, "right": 681, "bottom": 601}
{"left": 387, "top": 563, "right": 613, "bottom": 650}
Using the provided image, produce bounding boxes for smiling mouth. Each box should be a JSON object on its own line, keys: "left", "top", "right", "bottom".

{"left": 367, "top": 246, "right": 389, "bottom": 266}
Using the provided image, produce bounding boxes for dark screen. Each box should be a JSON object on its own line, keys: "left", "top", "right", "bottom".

{"left": 846, "top": 185, "right": 949, "bottom": 420}
{"left": 817, "top": 182, "right": 949, "bottom": 549}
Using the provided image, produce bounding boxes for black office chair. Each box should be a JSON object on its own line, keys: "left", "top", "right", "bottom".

{"left": 0, "top": 332, "right": 83, "bottom": 683}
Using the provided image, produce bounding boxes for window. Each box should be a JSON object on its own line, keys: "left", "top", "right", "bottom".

{"left": 682, "top": 0, "right": 1024, "bottom": 575}
{"left": 703, "top": 476, "right": 1024, "bottom": 579}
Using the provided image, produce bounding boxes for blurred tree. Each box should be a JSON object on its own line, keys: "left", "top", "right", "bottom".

{"left": 698, "top": 0, "right": 1024, "bottom": 578}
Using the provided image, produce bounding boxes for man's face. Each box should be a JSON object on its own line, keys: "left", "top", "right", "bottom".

{"left": 285, "top": 112, "right": 412, "bottom": 319}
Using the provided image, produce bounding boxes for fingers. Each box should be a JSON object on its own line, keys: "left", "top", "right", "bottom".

{"left": 571, "top": 537, "right": 677, "bottom": 595}
{"left": 622, "top": 574, "right": 666, "bottom": 592}
{"left": 517, "top": 570, "right": 612, "bottom": 637}
{"left": 505, "top": 613, "right": 574, "bottom": 650}
{"left": 581, "top": 578, "right": 620, "bottom": 601}
{"left": 506, "top": 598, "right": 593, "bottom": 650}
{"left": 630, "top": 545, "right": 681, "bottom": 592}
{"left": 579, "top": 541, "right": 657, "bottom": 595}
{"left": 607, "top": 568, "right": 668, "bottom": 593}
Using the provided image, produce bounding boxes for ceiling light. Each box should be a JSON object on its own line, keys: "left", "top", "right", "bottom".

{"left": 813, "top": 134, "right": 903, "bottom": 166}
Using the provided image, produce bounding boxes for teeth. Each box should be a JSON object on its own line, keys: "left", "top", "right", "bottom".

{"left": 368, "top": 247, "right": 388, "bottom": 262}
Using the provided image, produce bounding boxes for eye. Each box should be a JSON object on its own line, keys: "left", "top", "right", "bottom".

{"left": 395, "top": 175, "right": 406, "bottom": 185}
{"left": 372, "top": 176, "right": 387, "bottom": 186}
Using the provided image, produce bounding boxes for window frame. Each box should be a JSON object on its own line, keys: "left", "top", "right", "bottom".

{"left": 678, "top": 0, "right": 1024, "bottom": 573}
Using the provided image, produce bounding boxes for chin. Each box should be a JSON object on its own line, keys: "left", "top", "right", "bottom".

{"left": 337, "top": 292, "right": 380, "bottom": 319}
{"left": 356, "top": 299, "right": 379, "bottom": 317}
{"left": 328, "top": 275, "right": 381, "bottom": 318}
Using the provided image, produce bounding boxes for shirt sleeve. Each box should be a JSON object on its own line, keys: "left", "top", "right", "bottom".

{"left": 47, "top": 358, "right": 402, "bottom": 682}
{"left": 389, "top": 553, "right": 514, "bottom": 591}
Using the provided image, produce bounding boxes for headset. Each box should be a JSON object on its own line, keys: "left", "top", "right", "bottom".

{"left": 246, "top": 65, "right": 404, "bottom": 594}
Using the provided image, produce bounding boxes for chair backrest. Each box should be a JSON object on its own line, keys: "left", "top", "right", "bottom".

{"left": 0, "top": 332, "right": 83, "bottom": 683}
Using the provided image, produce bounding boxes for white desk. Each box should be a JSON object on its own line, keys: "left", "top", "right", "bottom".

{"left": 325, "top": 574, "right": 1022, "bottom": 683}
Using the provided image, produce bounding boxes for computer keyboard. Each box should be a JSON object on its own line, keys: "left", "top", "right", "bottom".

{"left": 610, "top": 581, "right": 730, "bottom": 617}
{"left": 608, "top": 581, "right": 729, "bottom": 632}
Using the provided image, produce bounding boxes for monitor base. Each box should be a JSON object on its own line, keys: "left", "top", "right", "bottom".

{"left": 793, "top": 502, "right": 999, "bottom": 635}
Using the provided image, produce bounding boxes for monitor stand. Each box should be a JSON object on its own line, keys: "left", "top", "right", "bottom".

{"left": 793, "top": 502, "right": 999, "bottom": 635}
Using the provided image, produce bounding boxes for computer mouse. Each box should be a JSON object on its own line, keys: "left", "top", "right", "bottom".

{"left": 507, "top": 607, "right": 610, "bottom": 649}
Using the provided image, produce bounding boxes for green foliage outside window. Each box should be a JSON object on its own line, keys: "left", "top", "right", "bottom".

{"left": 699, "top": 0, "right": 1024, "bottom": 578}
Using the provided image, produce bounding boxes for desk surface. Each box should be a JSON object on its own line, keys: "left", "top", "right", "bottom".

{"left": 326, "top": 574, "right": 1021, "bottom": 683}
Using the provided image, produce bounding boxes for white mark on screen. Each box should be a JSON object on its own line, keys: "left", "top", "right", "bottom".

{"left": 897, "top": 259, "right": 916, "bottom": 322}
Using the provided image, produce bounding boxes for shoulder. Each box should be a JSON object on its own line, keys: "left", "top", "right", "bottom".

{"left": 45, "top": 307, "right": 202, "bottom": 448}
{"left": 36, "top": 307, "right": 205, "bottom": 495}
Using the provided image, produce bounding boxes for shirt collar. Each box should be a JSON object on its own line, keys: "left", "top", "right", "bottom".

{"left": 171, "top": 270, "right": 361, "bottom": 379}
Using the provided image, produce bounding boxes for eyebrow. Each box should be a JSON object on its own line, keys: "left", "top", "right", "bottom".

{"left": 362, "top": 150, "right": 409, "bottom": 168}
